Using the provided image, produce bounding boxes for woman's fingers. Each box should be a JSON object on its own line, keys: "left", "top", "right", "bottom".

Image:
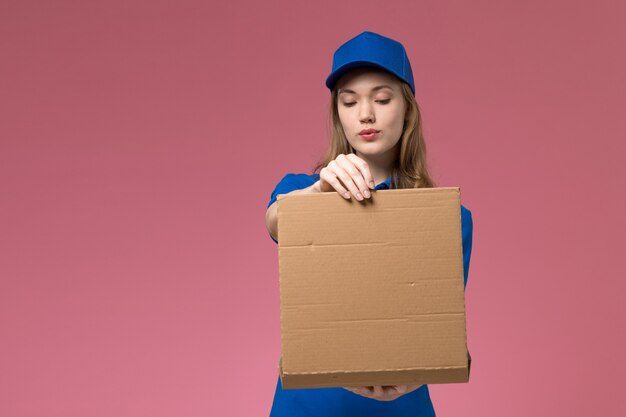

{"left": 328, "top": 159, "right": 364, "bottom": 200}
{"left": 319, "top": 166, "right": 351, "bottom": 198}
{"left": 322, "top": 160, "right": 359, "bottom": 200}
{"left": 373, "top": 386, "right": 403, "bottom": 400}
{"left": 343, "top": 386, "right": 371, "bottom": 396}
{"left": 345, "top": 384, "right": 414, "bottom": 401}
{"left": 336, "top": 154, "right": 372, "bottom": 200}
{"left": 394, "top": 385, "right": 407, "bottom": 394}
{"left": 335, "top": 155, "right": 373, "bottom": 201}
{"left": 319, "top": 153, "right": 376, "bottom": 201}
{"left": 346, "top": 153, "right": 375, "bottom": 190}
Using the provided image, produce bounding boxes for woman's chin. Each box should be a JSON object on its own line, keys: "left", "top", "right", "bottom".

{"left": 354, "top": 144, "right": 389, "bottom": 156}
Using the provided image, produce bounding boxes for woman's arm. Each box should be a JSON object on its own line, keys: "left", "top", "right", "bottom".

{"left": 265, "top": 180, "right": 322, "bottom": 242}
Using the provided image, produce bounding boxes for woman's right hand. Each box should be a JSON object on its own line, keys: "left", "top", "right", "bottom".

{"left": 317, "top": 153, "right": 375, "bottom": 201}
{"left": 343, "top": 384, "right": 423, "bottom": 401}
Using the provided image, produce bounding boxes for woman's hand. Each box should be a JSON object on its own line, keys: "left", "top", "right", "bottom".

{"left": 317, "top": 153, "right": 375, "bottom": 201}
{"left": 342, "top": 385, "right": 423, "bottom": 401}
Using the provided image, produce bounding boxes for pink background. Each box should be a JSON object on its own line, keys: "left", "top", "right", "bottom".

{"left": 1, "top": 1, "right": 625, "bottom": 416}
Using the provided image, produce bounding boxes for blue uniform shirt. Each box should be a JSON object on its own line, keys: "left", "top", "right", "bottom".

{"left": 266, "top": 173, "right": 474, "bottom": 417}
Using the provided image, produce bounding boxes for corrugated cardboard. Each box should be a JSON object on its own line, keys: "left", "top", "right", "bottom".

{"left": 276, "top": 187, "right": 470, "bottom": 389}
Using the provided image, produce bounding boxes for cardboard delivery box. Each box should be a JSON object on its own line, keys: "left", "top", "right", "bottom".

{"left": 276, "top": 186, "right": 470, "bottom": 389}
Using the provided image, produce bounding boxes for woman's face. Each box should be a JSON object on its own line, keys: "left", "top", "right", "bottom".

{"left": 336, "top": 68, "right": 407, "bottom": 160}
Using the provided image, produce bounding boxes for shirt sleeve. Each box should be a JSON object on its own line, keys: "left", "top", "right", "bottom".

{"left": 460, "top": 205, "right": 474, "bottom": 288}
{"left": 267, "top": 173, "right": 318, "bottom": 244}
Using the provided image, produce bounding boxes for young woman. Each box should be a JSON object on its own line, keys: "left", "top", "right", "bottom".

{"left": 265, "top": 31, "right": 473, "bottom": 417}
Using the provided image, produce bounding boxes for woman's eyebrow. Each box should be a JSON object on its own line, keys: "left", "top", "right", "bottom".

{"left": 338, "top": 85, "right": 394, "bottom": 95}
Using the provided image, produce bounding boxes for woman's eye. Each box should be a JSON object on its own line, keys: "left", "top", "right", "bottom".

{"left": 342, "top": 99, "right": 389, "bottom": 107}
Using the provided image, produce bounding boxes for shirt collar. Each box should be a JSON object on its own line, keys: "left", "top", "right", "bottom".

{"left": 375, "top": 176, "right": 392, "bottom": 190}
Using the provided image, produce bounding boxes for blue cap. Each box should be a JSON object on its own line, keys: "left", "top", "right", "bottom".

{"left": 325, "top": 31, "right": 415, "bottom": 95}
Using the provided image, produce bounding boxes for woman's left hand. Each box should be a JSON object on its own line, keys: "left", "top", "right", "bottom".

{"left": 342, "top": 385, "right": 423, "bottom": 401}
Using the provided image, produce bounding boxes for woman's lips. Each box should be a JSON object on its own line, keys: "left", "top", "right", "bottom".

{"left": 359, "top": 131, "right": 379, "bottom": 140}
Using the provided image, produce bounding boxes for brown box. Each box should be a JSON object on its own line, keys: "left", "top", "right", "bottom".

{"left": 276, "top": 186, "right": 470, "bottom": 389}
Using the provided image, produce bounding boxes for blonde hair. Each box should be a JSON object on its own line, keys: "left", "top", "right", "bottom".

{"left": 312, "top": 81, "right": 436, "bottom": 189}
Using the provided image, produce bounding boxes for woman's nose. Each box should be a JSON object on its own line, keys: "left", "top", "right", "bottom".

{"left": 359, "top": 104, "right": 375, "bottom": 123}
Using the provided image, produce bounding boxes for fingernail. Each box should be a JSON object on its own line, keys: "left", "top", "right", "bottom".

{"left": 356, "top": 192, "right": 363, "bottom": 200}
{"left": 369, "top": 181, "right": 375, "bottom": 189}
{"left": 343, "top": 192, "right": 350, "bottom": 199}
{"left": 363, "top": 189, "right": 370, "bottom": 198}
